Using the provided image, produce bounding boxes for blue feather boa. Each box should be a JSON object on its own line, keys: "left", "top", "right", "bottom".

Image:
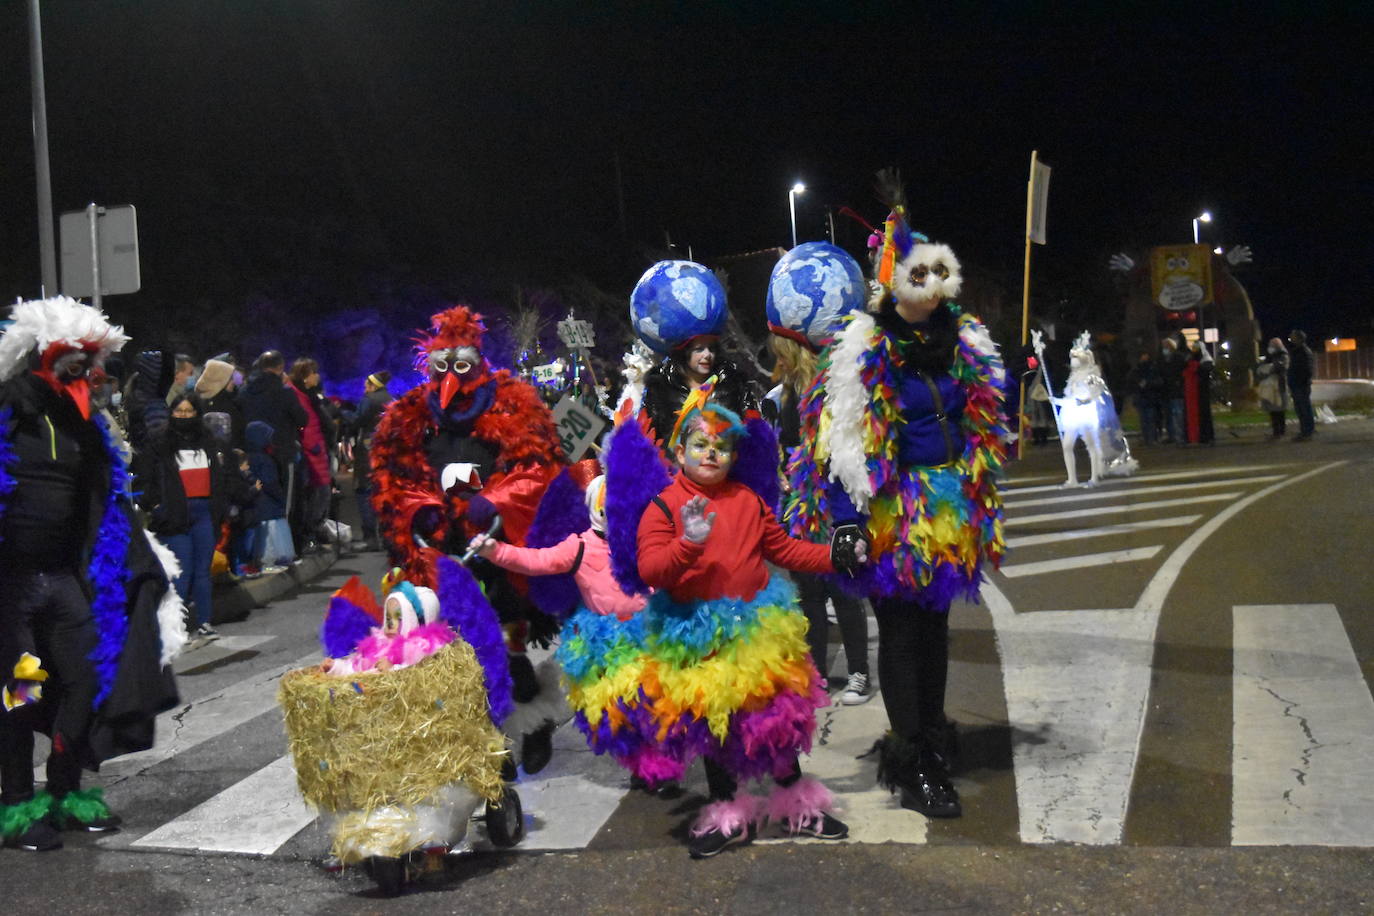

{"left": 0, "top": 408, "right": 16, "bottom": 543}
{"left": 523, "top": 467, "right": 590, "bottom": 620}
{"left": 604, "top": 421, "right": 671, "bottom": 596}
{"left": 731, "top": 416, "right": 782, "bottom": 516}
{"left": 87, "top": 414, "right": 133, "bottom": 707}
{"left": 436, "top": 556, "right": 514, "bottom": 725}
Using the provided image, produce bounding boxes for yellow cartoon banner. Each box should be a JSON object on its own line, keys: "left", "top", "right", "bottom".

{"left": 1150, "top": 244, "right": 1213, "bottom": 311}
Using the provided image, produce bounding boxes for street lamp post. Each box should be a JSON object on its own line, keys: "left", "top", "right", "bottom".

{"left": 1192, "top": 210, "right": 1215, "bottom": 358}
{"left": 1192, "top": 210, "right": 1212, "bottom": 245}
{"left": 789, "top": 182, "right": 806, "bottom": 249}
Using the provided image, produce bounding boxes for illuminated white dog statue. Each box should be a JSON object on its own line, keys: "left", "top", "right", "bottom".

{"left": 1051, "top": 332, "right": 1138, "bottom": 488}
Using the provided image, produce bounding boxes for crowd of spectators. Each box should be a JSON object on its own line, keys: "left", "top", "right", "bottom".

{"left": 100, "top": 348, "right": 382, "bottom": 643}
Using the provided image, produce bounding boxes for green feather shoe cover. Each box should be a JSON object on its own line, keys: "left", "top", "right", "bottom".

{"left": 1, "top": 792, "right": 55, "bottom": 839}
{"left": 56, "top": 787, "right": 122, "bottom": 832}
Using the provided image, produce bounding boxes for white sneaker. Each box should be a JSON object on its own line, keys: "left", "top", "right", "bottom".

{"left": 840, "top": 672, "right": 872, "bottom": 706}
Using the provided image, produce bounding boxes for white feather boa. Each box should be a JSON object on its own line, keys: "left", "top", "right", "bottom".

{"left": 500, "top": 656, "right": 571, "bottom": 746}
{"left": 144, "top": 529, "right": 190, "bottom": 665}
{"left": 819, "top": 312, "right": 877, "bottom": 514}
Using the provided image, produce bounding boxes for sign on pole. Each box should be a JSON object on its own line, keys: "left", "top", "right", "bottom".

{"left": 59, "top": 204, "right": 140, "bottom": 299}
{"left": 551, "top": 393, "right": 607, "bottom": 460}
{"left": 1027, "top": 158, "right": 1051, "bottom": 245}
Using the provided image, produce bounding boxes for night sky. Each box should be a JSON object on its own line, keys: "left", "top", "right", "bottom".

{"left": 2, "top": 1, "right": 1371, "bottom": 356}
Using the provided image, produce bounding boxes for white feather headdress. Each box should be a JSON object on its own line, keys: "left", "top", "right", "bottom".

{"left": 0, "top": 296, "right": 129, "bottom": 382}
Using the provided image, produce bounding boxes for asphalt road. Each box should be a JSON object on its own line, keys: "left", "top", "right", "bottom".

{"left": 6, "top": 417, "right": 1374, "bottom": 914}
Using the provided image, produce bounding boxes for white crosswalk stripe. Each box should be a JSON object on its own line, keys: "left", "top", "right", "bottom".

{"left": 1232, "top": 604, "right": 1374, "bottom": 846}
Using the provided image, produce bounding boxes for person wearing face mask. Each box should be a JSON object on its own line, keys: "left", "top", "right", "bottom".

{"left": 1, "top": 297, "right": 183, "bottom": 852}
{"left": 134, "top": 394, "right": 231, "bottom": 642}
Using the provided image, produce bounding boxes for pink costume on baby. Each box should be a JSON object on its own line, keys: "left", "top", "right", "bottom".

{"left": 488, "top": 533, "right": 645, "bottom": 619}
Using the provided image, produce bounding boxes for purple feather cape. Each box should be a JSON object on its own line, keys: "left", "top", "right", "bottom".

{"left": 604, "top": 421, "right": 671, "bottom": 596}
{"left": 522, "top": 467, "right": 590, "bottom": 620}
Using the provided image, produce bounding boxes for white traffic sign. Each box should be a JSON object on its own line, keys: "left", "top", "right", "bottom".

{"left": 59, "top": 204, "right": 140, "bottom": 298}
{"left": 557, "top": 317, "right": 595, "bottom": 349}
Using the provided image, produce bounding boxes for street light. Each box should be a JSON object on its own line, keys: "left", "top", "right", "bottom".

{"left": 789, "top": 182, "right": 806, "bottom": 248}
{"left": 1192, "top": 210, "right": 1212, "bottom": 245}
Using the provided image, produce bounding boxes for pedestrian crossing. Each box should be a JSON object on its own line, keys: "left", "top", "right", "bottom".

{"left": 62, "top": 458, "right": 1374, "bottom": 860}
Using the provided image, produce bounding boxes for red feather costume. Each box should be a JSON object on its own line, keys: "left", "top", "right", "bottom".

{"left": 369, "top": 305, "right": 570, "bottom": 774}
{"left": 370, "top": 306, "right": 564, "bottom": 587}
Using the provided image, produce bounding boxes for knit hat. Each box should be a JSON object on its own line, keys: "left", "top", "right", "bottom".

{"left": 195, "top": 358, "right": 236, "bottom": 399}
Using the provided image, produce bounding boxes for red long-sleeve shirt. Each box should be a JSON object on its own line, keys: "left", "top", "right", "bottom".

{"left": 637, "top": 474, "right": 832, "bottom": 603}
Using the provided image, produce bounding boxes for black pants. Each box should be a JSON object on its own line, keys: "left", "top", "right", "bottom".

{"left": 871, "top": 597, "right": 951, "bottom": 741}
{"left": 704, "top": 756, "right": 801, "bottom": 801}
{"left": 1269, "top": 410, "right": 1286, "bottom": 436}
{"left": 0, "top": 570, "right": 100, "bottom": 805}
{"left": 1292, "top": 385, "right": 1315, "bottom": 436}
{"left": 796, "top": 573, "right": 869, "bottom": 680}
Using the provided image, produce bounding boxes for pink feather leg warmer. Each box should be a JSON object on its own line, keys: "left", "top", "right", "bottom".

{"left": 765, "top": 776, "right": 836, "bottom": 834}
{"left": 690, "top": 794, "right": 762, "bottom": 838}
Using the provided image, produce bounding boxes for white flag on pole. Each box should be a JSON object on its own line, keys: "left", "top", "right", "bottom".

{"left": 1028, "top": 158, "right": 1051, "bottom": 245}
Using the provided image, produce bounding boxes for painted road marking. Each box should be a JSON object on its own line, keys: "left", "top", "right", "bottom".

{"left": 1003, "top": 475, "right": 1284, "bottom": 509}
{"left": 999, "top": 546, "right": 1162, "bottom": 579}
{"left": 1006, "top": 492, "right": 1239, "bottom": 527}
{"left": 990, "top": 462, "right": 1347, "bottom": 845}
{"left": 132, "top": 756, "right": 315, "bottom": 854}
{"left": 1006, "top": 515, "right": 1200, "bottom": 549}
{"left": 1002, "top": 464, "right": 1296, "bottom": 496}
{"left": 99, "top": 652, "right": 320, "bottom": 780}
{"left": 1232, "top": 604, "right": 1374, "bottom": 846}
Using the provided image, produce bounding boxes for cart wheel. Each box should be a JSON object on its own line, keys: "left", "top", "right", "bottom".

{"left": 485, "top": 786, "right": 524, "bottom": 848}
{"left": 368, "top": 855, "right": 405, "bottom": 897}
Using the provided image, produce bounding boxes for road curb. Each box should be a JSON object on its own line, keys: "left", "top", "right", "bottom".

{"left": 211, "top": 545, "right": 343, "bottom": 625}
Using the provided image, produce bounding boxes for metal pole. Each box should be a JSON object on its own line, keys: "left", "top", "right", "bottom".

{"left": 1018, "top": 151, "right": 1038, "bottom": 455}
{"left": 827, "top": 208, "right": 836, "bottom": 244}
{"left": 789, "top": 190, "right": 798, "bottom": 249}
{"left": 28, "top": 0, "right": 58, "bottom": 296}
{"left": 87, "top": 203, "right": 102, "bottom": 310}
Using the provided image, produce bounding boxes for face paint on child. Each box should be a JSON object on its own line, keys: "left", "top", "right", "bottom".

{"left": 676, "top": 421, "right": 735, "bottom": 486}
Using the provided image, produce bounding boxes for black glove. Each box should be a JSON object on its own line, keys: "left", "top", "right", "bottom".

{"left": 830, "top": 524, "right": 869, "bottom": 575}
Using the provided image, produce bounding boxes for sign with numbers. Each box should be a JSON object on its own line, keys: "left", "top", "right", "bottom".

{"left": 557, "top": 318, "right": 595, "bottom": 349}
{"left": 532, "top": 359, "right": 566, "bottom": 384}
{"left": 551, "top": 393, "right": 607, "bottom": 460}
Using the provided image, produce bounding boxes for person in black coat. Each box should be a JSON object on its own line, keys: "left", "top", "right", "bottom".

{"left": 134, "top": 394, "right": 231, "bottom": 639}
{"left": 1287, "top": 329, "right": 1316, "bottom": 440}
{"left": 1, "top": 296, "right": 178, "bottom": 851}
{"left": 1158, "top": 337, "right": 1187, "bottom": 444}
{"left": 639, "top": 336, "right": 758, "bottom": 453}
{"left": 352, "top": 371, "right": 393, "bottom": 550}
{"left": 237, "top": 350, "right": 307, "bottom": 521}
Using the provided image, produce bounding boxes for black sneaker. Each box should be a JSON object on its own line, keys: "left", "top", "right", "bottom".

{"left": 195, "top": 623, "right": 219, "bottom": 640}
{"left": 688, "top": 823, "right": 750, "bottom": 859}
{"left": 793, "top": 811, "right": 849, "bottom": 840}
{"left": 3, "top": 819, "right": 62, "bottom": 851}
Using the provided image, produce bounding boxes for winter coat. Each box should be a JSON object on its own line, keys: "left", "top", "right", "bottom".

{"left": 237, "top": 371, "right": 307, "bottom": 464}
{"left": 290, "top": 383, "right": 332, "bottom": 486}
{"left": 639, "top": 357, "right": 758, "bottom": 450}
{"left": 1288, "top": 343, "right": 1314, "bottom": 390}
{"left": 245, "top": 420, "right": 287, "bottom": 520}
{"left": 133, "top": 425, "right": 232, "bottom": 537}
{"left": 1256, "top": 351, "right": 1290, "bottom": 412}
{"left": 488, "top": 532, "right": 647, "bottom": 621}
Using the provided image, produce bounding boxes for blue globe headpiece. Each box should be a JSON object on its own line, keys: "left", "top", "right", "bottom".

{"left": 766, "top": 242, "right": 866, "bottom": 351}
{"left": 630, "top": 260, "right": 728, "bottom": 355}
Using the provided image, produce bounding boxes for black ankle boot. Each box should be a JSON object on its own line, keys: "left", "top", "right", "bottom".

{"left": 876, "top": 731, "right": 961, "bottom": 819}
{"left": 520, "top": 721, "right": 555, "bottom": 775}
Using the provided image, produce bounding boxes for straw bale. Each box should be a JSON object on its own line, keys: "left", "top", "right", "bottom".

{"left": 279, "top": 640, "right": 507, "bottom": 811}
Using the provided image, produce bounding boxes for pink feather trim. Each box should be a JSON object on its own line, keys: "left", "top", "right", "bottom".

{"left": 764, "top": 776, "right": 836, "bottom": 834}
{"left": 690, "top": 795, "right": 762, "bottom": 838}
{"left": 628, "top": 749, "right": 687, "bottom": 787}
